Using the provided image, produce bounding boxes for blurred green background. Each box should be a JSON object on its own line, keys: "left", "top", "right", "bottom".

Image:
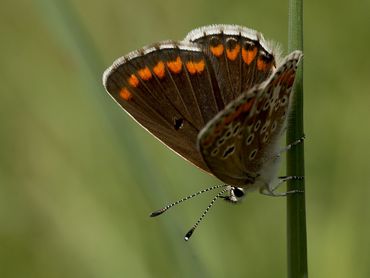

{"left": 1, "top": 0, "right": 370, "bottom": 277}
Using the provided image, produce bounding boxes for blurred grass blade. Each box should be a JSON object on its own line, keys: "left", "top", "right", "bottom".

{"left": 36, "top": 0, "right": 208, "bottom": 276}
{"left": 287, "top": 0, "right": 308, "bottom": 277}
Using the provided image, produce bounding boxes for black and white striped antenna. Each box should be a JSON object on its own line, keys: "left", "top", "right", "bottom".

{"left": 184, "top": 186, "right": 229, "bottom": 241}
{"left": 150, "top": 184, "right": 227, "bottom": 240}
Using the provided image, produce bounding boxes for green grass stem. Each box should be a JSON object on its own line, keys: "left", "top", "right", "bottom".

{"left": 287, "top": 0, "right": 308, "bottom": 277}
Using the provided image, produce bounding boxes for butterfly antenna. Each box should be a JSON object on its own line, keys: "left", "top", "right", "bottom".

{"left": 184, "top": 187, "right": 229, "bottom": 241}
{"left": 150, "top": 184, "right": 226, "bottom": 217}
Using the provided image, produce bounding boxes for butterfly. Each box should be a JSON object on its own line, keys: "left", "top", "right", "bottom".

{"left": 103, "top": 24, "right": 303, "bottom": 240}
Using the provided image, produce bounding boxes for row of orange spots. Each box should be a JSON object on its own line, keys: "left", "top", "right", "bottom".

{"left": 202, "top": 98, "right": 255, "bottom": 147}
{"left": 186, "top": 60, "right": 205, "bottom": 74}
{"left": 120, "top": 56, "right": 206, "bottom": 101}
{"left": 127, "top": 57, "right": 205, "bottom": 88}
{"left": 210, "top": 43, "right": 260, "bottom": 65}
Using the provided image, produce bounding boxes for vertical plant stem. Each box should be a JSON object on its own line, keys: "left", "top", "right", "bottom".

{"left": 287, "top": 0, "right": 308, "bottom": 277}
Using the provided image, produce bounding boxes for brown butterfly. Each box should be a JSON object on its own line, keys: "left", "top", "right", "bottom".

{"left": 103, "top": 25, "right": 303, "bottom": 240}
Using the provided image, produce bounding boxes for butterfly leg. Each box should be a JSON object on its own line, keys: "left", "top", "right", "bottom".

{"left": 259, "top": 176, "right": 304, "bottom": 197}
{"left": 261, "top": 135, "right": 305, "bottom": 165}
{"left": 278, "top": 135, "right": 305, "bottom": 156}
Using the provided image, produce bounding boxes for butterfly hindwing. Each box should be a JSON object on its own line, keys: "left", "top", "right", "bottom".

{"left": 197, "top": 51, "right": 303, "bottom": 185}
{"left": 184, "top": 25, "right": 276, "bottom": 107}
{"left": 240, "top": 51, "right": 303, "bottom": 173}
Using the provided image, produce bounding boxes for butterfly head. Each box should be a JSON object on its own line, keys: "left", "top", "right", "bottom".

{"left": 221, "top": 186, "right": 246, "bottom": 203}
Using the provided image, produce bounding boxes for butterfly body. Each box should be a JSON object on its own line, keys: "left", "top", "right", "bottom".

{"left": 103, "top": 24, "right": 302, "bottom": 204}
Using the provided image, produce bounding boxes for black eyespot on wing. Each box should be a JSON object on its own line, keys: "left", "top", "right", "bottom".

{"left": 232, "top": 124, "right": 240, "bottom": 135}
{"left": 225, "top": 130, "right": 232, "bottom": 138}
{"left": 174, "top": 118, "right": 184, "bottom": 130}
{"left": 217, "top": 137, "right": 226, "bottom": 146}
{"left": 223, "top": 145, "right": 235, "bottom": 158}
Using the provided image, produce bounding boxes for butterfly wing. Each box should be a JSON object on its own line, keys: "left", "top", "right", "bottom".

{"left": 197, "top": 51, "right": 303, "bottom": 185}
{"left": 103, "top": 41, "right": 224, "bottom": 172}
{"left": 184, "top": 24, "right": 277, "bottom": 107}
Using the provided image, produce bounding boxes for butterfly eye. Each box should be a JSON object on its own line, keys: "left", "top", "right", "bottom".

{"left": 233, "top": 187, "right": 245, "bottom": 198}
{"left": 174, "top": 118, "right": 184, "bottom": 130}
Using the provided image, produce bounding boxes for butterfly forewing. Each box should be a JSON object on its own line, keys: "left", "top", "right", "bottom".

{"left": 184, "top": 25, "right": 276, "bottom": 107}
{"left": 197, "top": 51, "right": 303, "bottom": 186}
{"left": 103, "top": 42, "right": 224, "bottom": 172}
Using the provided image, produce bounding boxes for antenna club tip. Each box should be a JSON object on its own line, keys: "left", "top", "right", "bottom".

{"left": 149, "top": 209, "right": 166, "bottom": 217}
{"left": 184, "top": 228, "right": 195, "bottom": 241}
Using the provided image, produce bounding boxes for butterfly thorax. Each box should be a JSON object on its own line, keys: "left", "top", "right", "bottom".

{"left": 223, "top": 148, "right": 282, "bottom": 203}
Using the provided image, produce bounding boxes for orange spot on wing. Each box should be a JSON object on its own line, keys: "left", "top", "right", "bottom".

{"left": 224, "top": 98, "right": 255, "bottom": 125}
{"left": 119, "top": 87, "right": 133, "bottom": 101}
{"left": 257, "top": 57, "right": 268, "bottom": 71}
{"left": 138, "top": 67, "right": 152, "bottom": 80}
{"left": 242, "top": 98, "right": 254, "bottom": 112}
{"left": 186, "top": 60, "right": 205, "bottom": 74}
{"left": 186, "top": 61, "right": 196, "bottom": 74}
{"left": 277, "top": 69, "right": 294, "bottom": 85}
{"left": 202, "top": 136, "right": 213, "bottom": 147}
{"left": 280, "top": 69, "right": 295, "bottom": 87}
{"left": 226, "top": 44, "right": 240, "bottom": 61}
{"left": 271, "top": 76, "right": 280, "bottom": 86}
{"left": 194, "top": 60, "right": 205, "bottom": 73}
{"left": 153, "top": 61, "right": 165, "bottom": 79}
{"left": 210, "top": 44, "right": 224, "bottom": 57}
{"left": 287, "top": 74, "right": 295, "bottom": 87}
{"left": 128, "top": 74, "right": 139, "bottom": 87}
{"left": 167, "top": 56, "right": 182, "bottom": 74}
{"left": 242, "top": 47, "right": 257, "bottom": 65}
{"left": 213, "top": 125, "right": 223, "bottom": 138}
